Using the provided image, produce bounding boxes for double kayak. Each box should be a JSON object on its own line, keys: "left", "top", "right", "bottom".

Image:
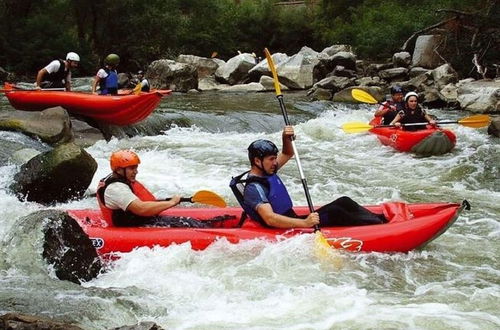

{"left": 68, "top": 200, "right": 469, "bottom": 257}
{"left": 369, "top": 117, "right": 456, "bottom": 156}
{"left": 3, "top": 83, "right": 166, "bottom": 125}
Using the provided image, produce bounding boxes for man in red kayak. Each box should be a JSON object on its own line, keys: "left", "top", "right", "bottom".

{"left": 35, "top": 52, "right": 80, "bottom": 91}
{"left": 230, "top": 127, "right": 386, "bottom": 228}
{"left": 97, "top": 150, "right": 207, "bottom": 227}
{"left": 374, "top": 85, "right": 404, "bottom": 124}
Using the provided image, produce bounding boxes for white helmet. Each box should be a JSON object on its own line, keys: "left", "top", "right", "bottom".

{"left": 404, "top": 91, "right": 419, "bottom": 102}
{"left": 66, "top": 52, "right": 80, "bottom": 62}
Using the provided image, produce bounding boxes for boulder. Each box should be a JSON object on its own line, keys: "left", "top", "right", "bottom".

{"left": 148, "top": 59, "right": 198, "bottom": 92}
{"left": 198, "top": 76, "right": 230, "bottom": 91}
{"left": 457, "top": 80, "right": 500, "bottom": 113}
{"left": 248, "top": 52, "right": 288, "bottom": 79}
{"left": 487, "top": 116, "right": 500, "bottom": 137}
{"left": 0, "top": 107, "right": 73, "bottom": 145}
{"left": 10, "top": 142, "right": 97, "bottom": 204}
{"left": 409, "top": 67, "right": 431, "bottom": 78}
{"left": 378, "top": 67, "right": 409, "bottom": 81}
{"left": 276, "top": 46, "right": 319, "bottom": 89}
{"left": 220, "top": 82, "right": 266, "bottom": 92}
{"left": 313, "top": 51, "right": 356, "bottom": 82}
{"left": 0, "top": 313, "right": 84, "bottom": 330}
{"left": 431, "top": 63, "right": 458, "bottom": 89}
{"left": 3, "top": 209, "right": 101, "bottom": 284}
{"left": 412, "top": 35, "right": 446, "bottom": 69}
{"left": 313, "top": 76, "right": 355, "bottom": 92}
{"left": 259, "top": 75, "right": 288, "bottom": 91}
{"left": 177, "top": 54, "right": 224, "bottom": 79}
{"left": 215, "top": 53, "right": 256, "bottom": 85}
{"left": 392, "top": 52, "right": 412, "bottom": 68}
{"left": 308, "top": 88, "right": 332, "bottom": 101}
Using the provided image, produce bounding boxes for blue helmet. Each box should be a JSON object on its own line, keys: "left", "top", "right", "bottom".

{"left": 390, "top": 86, "right": 404, "bottom": 95}
{"left": 248, "top": 139, "right": 278, "bottom": 164}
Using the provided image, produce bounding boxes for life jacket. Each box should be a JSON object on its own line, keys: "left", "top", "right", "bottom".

{"left": 230, "top": 171, "right": 294, "bottom": 227}
{"left": 96, "top": 174, "right": 156, "bottom": 227}
{"left": 380, "top": 100, "right": 404, "bottom": 125}
{"left": 141, "top": 79, "right": 150, "bottom": 92}
{"left": 99, "top": 68, "right": 118, "bottom": 95}
{"left": 45, "top": 59, "right": 68, "bottom": 85}
{"left": 400, "top": 106, "right": 427, "bottom": 131}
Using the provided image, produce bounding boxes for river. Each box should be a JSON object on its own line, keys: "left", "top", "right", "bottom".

{"left": 0, "top": 90, "right": 499, "bottom": 329}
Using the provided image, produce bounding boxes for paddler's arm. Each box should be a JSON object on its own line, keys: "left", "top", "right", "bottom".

{"left": 35, "top": 68, "right": 48, "bottom": 89}
{"left": 390, "top": 113, "right": 403, "bottom": 127}
{"left": 91, "top": 76, "right": 101, "bottom": 94}
{"left": 126, "top": 195, "right": 181, "bottom": 217}
{"left": 256, "top": 203, "right": 319, "bottom": 228}
{"left": 277, "top": 125, "right": 295, "bottom": 170}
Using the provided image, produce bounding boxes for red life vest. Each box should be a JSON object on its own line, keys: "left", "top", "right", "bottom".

{"left": 96, "top": 174, "right": 156, "bottom": 226}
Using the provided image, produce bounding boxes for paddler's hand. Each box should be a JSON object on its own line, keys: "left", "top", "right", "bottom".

{"left": 169, "top": 195, "right": 182, "bottom": 206}
{"left": 304, "top": 212, "right": 320, "bottom": 227}
{"left": 283, "top": 125, "right": 295, "bottom": 139}
{"left": 429, "top": 119, "right": 437, "bottom": 126}
{"left": 394, "top": 122, "right": 402, "bottom": 128}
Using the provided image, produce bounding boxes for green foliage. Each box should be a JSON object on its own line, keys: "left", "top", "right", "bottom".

{"left": 0, "top": 0, "right": 494, "bottom": 78}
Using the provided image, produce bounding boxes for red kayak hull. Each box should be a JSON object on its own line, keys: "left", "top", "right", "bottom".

{"left": 4, "top": 83, "right": 164, "bottom": 125}
{"left": 68, "top": 201, "right": 467, "bottom": 256}
{"left": 369, "top": 118, "right": 456, "bottom": 155}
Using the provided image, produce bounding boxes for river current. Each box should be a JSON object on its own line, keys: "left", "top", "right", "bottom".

{"left": 0, "top": 91, "right": 498, "bottom": 329}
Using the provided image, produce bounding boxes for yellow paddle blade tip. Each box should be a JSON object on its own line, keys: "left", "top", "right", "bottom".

{"left": 192, "top": 190, "right": 227, "bottom": 208}
{"left": 313, "top": 231, "right": 343, "bottom": 268}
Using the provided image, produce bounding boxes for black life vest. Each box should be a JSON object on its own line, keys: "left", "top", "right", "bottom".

{"left": 400, "top": 106, "right": 427, "bottom": 131}
{"left": 45, "top": 59, "right": 68, "bottom": 85}
{"left": 381, "top": 100, "right": 404, "bottom": 125}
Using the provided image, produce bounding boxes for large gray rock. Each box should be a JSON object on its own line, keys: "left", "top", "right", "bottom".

{"left": 487, "top": 116, "right": 500, "bottom": 137}
{"left": 276, "top": 46, "right": 319, "bottom": 89}
{"left": 3, "top": 209, "right": 101, "bottom": 284}
{"left": 313, "top": 51, "right": 357, "bottom": 82}
{"left": 457, "top": 80, "right": 500, "bottom": 113}
{"left": 10, "top": 143, "right": 97, "bottom": 204}
{"left": 392, "top": 52, "right": 412, "bottom": 68}
{"left": 215, "top": 53, "right": 256, "bottom": 85}
{"left": 177, "top": 54, "right": 224, "bottom": 79}
{"left": 431, "top": 63, "right": 458, "bottom": 89}
{"left": 248, "top": 52, "right": 288, "bottom": 79}
{"left": 0, "top": 313, "right": 84, "bottom": 330}
{"left": 378, "top": 67, "right": 409, "bottom": 81}
{"left": 0, "top": 107, "right": 73, "bottom": 145}
{"left": 148, "top": 59, "right": 198, "bottom": 92}
{"left": 412, "top": 35, "right": 446, "bottom": 69}
{"left": 313, "top": 76, "right": 355, "bottom": 92}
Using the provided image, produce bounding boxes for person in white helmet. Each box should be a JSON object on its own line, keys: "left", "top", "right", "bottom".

{"left": 35, "top": 52, "right": 80, "bottom": 91}
{"left": 390, "top": 91, "right": 436, "bottom": 131}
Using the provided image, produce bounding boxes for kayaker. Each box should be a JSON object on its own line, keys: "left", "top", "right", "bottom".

{"left": 390, "top": 92, "right": 437, "bottom": 131}
{"left": 230, "top": 126, "right": 386, "bottom": 228}
{"left": 137, "top": 70, "right": 150, "bottom": 92}
{"left": 374, "top": 85, "right": 404, "bottom": 124}
{"left": 35, "top": 52, "right": 80, "bottom": 91}
{"left": 96, "top": 150, "right": 207, "bottom": 228}
{"left": 92, "top": 53, "right": 120, "bottom": 95}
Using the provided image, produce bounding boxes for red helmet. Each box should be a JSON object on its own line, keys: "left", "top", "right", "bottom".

{"left": 110, "top": 150, "right": 140, "bottom": 171}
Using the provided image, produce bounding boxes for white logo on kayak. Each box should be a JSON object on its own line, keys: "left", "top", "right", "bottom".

{"left": 90, "top": 237, "right": 104, "bottom": 249}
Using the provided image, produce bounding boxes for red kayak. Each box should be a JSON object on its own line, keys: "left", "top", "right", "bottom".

{"left": 369, "top": 117, "right": 456, "bottom": 156}
{"left": 68, "top": 200, "right": 469, "bottom": 256}
{"left": 3, "top": 83, "right": 164, "bottom": 125}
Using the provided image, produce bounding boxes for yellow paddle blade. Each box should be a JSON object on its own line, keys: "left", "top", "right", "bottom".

{"left": 264, "top": 48, "right": 282, "bottom": 96}
{"left": 314, "top": 231, "right": 343, "bottom": 268}
{"left": 133, "top": 83, "right": 142, "bottom": 95}
{"left": 352, "top": 88, "right": 378, "bottom": 104}
{"left": 341, "top": 121, "right": 374, "bottom": 133}
{"left": 458, "top": 114, "right": 491, "bottom": 128}
{"left": 191, "top": 190, "right": 227, "bottom": 208}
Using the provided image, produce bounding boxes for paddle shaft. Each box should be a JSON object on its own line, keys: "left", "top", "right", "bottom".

{"left": 276, "top": 94, "right": 318, "bottom": 229}
{"left": 377, "top": 120, "right": 458, "bottom": 128}
{"left": 166, "top": 197, "right": 192, "bottom": 203}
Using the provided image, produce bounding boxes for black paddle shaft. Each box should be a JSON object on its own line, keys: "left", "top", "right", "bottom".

{"left": 276, "top": 95, "right": 318, "bottom": 231}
